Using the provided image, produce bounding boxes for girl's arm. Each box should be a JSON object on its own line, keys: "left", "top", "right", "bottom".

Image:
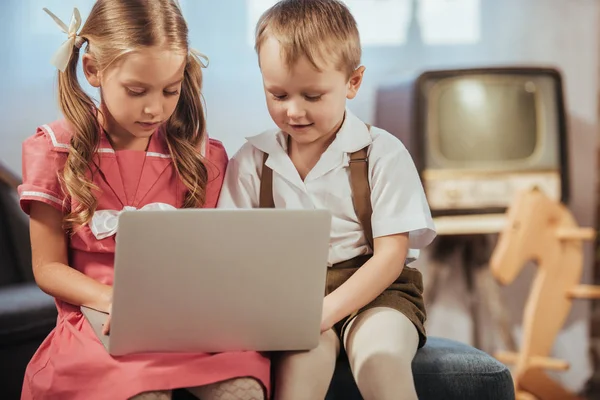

{"left": 320, "top": 233, "right": 408, "bottom": 332}
{"left": 30, "top": 202, "right": 112, "bottom": 313}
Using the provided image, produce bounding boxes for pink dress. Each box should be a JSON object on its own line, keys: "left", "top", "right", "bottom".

{"left": 18, "top": 120, "right": 271, "bottom": 400}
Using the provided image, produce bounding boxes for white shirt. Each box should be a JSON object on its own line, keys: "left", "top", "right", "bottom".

{"left": 218, "top": 110, "right": 437, "bottom": 266}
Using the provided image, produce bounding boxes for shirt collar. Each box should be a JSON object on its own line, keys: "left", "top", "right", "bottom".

{"left": 246, "top": 108, "right": 372, "bottom": 155}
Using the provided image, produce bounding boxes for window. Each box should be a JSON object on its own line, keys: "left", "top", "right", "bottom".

{"left": 418, "top": 0, "right": 480, "bottom": 45}
{"left": 246, "top": 0, "right": 480, "bottom": 47}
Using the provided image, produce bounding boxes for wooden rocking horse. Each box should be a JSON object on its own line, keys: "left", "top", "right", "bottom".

{"left": 490, "top": 187, "right": 597, "bottom": 400}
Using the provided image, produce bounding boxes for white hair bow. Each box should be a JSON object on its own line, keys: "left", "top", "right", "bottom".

{"left": 190, "top": 48, "right": 209, "bottom": 68}
{"left": 43, "top": 7, "right": 83, "bottom": 72}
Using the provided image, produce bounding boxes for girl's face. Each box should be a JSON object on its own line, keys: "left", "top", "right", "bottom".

{"left": 83, "top": 46, "right": 187, "bottom": 150}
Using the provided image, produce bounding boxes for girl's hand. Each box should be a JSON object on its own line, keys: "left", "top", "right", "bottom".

{"left": 99, "top": 286, "right": 113, "bottom": 313}
{"left": 100, "top": 287, "right": 112, "bottom": 335}
{"left": 101, "top": 303, "right": 112, "bottom": 335}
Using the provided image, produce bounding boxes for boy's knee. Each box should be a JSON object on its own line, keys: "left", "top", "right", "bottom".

{"left": 274, "top": 330, "right": 340, "bottom": 400}
{"left": 352, "top": 346, "right": 414, "bottom": 372}
{"left": 344, "top": 308, "right": 419, "bottom": 365}
{"left": 320, "top": 328, "right": 341, "bottom": 355}
{"left": 277, "top": 329, "right": 340, "bottom": 367}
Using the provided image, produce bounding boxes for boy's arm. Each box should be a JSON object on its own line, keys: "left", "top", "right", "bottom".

{"left": 321, "top": 138, "right": 436, "bottom": 332}
{"left": 321, "top": 233, "right": 408, "bottom": 332}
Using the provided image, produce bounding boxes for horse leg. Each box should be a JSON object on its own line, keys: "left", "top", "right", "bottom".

{"left": 519, "top": 367, "right": 584, "bottom": 400}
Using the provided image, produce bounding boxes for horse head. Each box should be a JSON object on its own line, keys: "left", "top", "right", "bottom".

{"left": 490, "top": 187, "right": 558, "bottom": 285}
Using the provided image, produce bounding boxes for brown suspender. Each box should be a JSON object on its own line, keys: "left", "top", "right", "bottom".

{"left": 259, "top": 152, "right": 275, "bottom": 209}
{"left": 348, "top": 146, "right": 373, "bottom": 249}
{"left": 258, "top": 124, "right": 374, "bottom": 249}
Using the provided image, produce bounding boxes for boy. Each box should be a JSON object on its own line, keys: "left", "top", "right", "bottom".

{"left": 218, "top": 1, "right": 436, "bottom": 399}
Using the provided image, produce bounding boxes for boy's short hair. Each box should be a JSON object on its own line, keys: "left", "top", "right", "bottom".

{"left": 255, "top": 0, "right": 361, "bottom": 77}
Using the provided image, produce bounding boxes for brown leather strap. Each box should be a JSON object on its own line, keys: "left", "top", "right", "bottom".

{"left": 259, "top": 152, "right": 275, "bottom": 208}
{"left": 349, "top": 145, "right": 373, "bottom": 249}
{"left": 258, "top": 123, "right": 373, "bottom": 248}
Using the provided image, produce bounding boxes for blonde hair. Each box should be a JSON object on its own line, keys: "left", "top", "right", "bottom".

{"left": 56, "top": 0, "right": 208, "bottom": 231}
{"left": 255, "top": 0, "right": 361, "bottom": 77}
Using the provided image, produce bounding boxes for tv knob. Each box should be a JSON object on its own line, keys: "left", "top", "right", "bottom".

{"left": 446, "top": 188, "right": 461, "bottom": 201}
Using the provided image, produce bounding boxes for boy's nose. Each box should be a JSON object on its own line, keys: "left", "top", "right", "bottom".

{"left": 286, "top": 101, "right": 306, "bottom": 119}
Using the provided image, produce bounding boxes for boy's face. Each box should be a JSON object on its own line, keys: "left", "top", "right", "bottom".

{"left": 259, "top": 37, "right": 364, "bottom": 147}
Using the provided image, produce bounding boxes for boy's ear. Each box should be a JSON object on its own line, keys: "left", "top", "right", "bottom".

{"left": 347, "top": 66, "right": 365, "bottom": 100}
{"left": 82, "top": 53, "right": 101, "bottom": 88}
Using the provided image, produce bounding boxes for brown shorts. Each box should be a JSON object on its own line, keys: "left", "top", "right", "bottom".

{"left": 326, "top": 255, "right": 427, "bottom": 348}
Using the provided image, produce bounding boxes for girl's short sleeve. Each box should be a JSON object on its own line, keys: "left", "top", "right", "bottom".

{"left": 18, "top": 128, "right": 68, "bottom": 215}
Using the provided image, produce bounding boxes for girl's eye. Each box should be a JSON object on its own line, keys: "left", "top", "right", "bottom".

{"left": 126, "top": 88, "right": 145, "bottom": 97}
{"left": 164, "top": 90, "right": 180, "bottom": 96}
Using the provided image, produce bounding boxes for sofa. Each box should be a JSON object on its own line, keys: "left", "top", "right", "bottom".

{"left": 326, "top": 337, "right": 515, "bottom": 399}
{"left": 176, "top": 337, "right": 515, "bottom": 399}
{"left": 1, "top": 162, "right": 514, "bottom": 400}
{"left": 0, "top": 163, "right": 58, "bottom": 400}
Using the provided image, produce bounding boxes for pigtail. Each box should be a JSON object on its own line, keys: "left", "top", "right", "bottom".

{"left": 165, "top": 53, "right": 208, "bottom": 208}
{"left": 57, "top": 44, "right": 101, "bottom": 230}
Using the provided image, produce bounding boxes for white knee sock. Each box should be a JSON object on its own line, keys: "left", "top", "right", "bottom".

{"left": 344, "top": 307, "right": 419, "bottom": 400}
{"left": 274, "top": 329, "right": 340, "bottom": 400}
{"left": 186, "top": 378, "right": 265, "bottom": 400}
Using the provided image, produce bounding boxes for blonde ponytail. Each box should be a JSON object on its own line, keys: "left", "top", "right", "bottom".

{"left": 57, "top": 44, "right": 101, "bottom": 231}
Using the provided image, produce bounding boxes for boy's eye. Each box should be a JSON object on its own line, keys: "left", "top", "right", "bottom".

{"left": 305, "top": 95, "right": 322, "bottom": 102}
{"left": 272, "top": 94, "right": 287, "bottom": 101}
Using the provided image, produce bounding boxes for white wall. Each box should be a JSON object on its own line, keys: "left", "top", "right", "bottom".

{"left": 0, "top": 0, "right": 598, "bottom": 392}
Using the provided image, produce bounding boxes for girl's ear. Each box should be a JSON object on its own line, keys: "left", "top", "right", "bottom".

{"left": 82, "top": 54, "right": 101, "bottom": 88}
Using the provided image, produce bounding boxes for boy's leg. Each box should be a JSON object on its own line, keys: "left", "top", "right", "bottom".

{"left": 274, "top": 329, "right": 340, "bottom": 400}
{"left": 129, "top": 390, "right": 172, "bottom": 400}
{"left": 344, "top": 307, "right": 419, "bottom": 400}
{"left": 186, "top": 378, "right": 265, "bottom": 400}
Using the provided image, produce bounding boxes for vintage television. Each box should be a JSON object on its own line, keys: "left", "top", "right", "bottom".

{"left": 374, "top": 67, "right": 569, "bottom": 217}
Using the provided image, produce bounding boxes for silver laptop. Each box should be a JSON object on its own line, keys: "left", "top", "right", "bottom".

{"left": 81, "top": 208, "right": 331, "bottom": 356}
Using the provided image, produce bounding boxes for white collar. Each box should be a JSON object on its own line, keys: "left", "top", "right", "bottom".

{"left": 246, "top": 109, "right": 372, "bottom": 188}
{"left": 246, "top": 108, "right": 372, "bottom": 155}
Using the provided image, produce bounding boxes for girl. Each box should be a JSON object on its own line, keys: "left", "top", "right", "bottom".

{"left": 19, "top": 1, "right": 269, "bottom": 399}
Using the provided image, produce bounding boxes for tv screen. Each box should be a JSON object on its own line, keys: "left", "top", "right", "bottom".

{"left": 434, "top": 78, "right": 538, "bottom": 163}
{"left": 423, "top": 73, "right": 562, "bottom": 172}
